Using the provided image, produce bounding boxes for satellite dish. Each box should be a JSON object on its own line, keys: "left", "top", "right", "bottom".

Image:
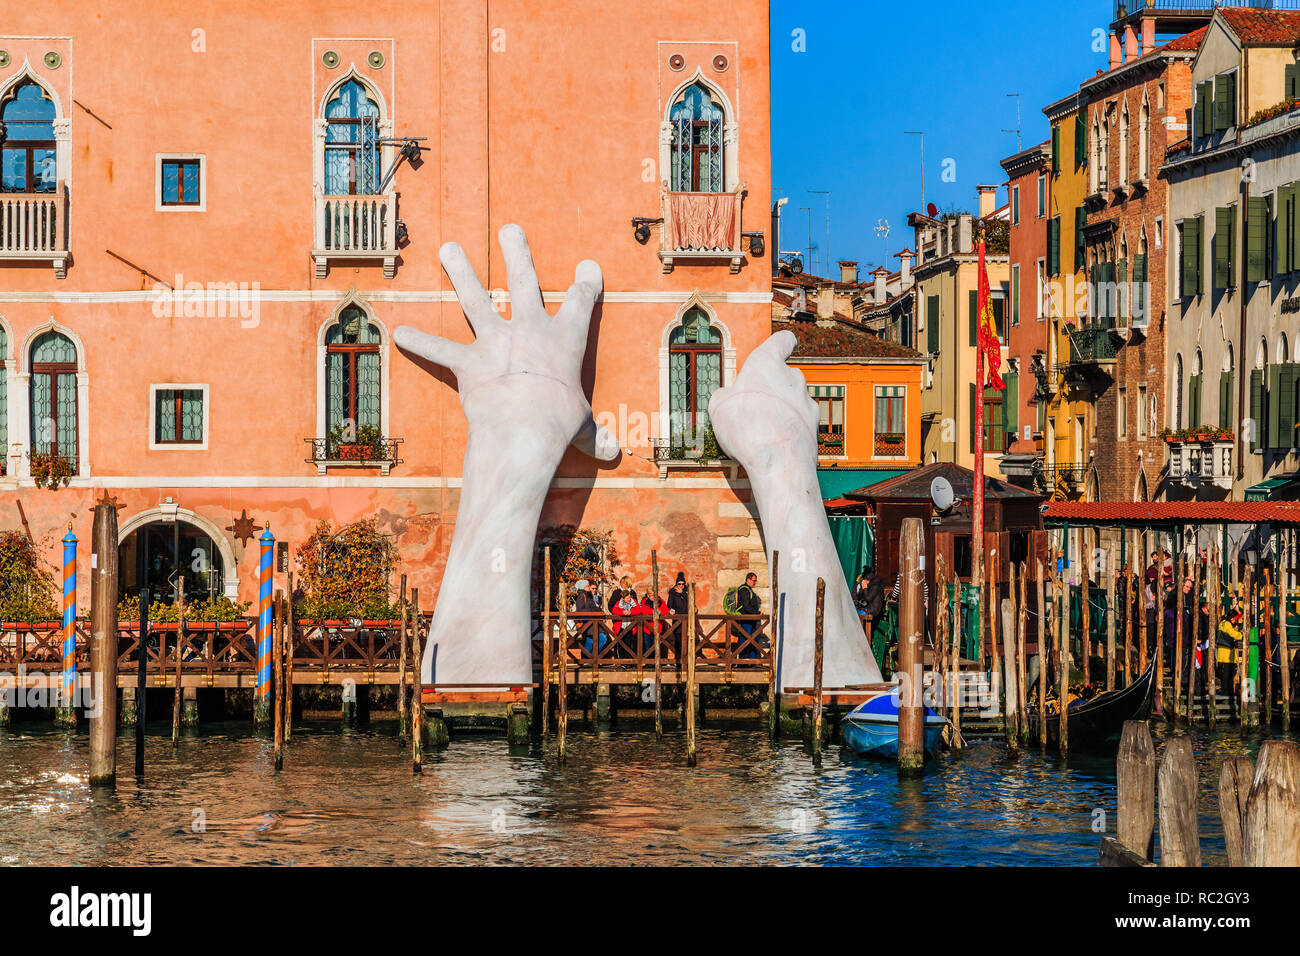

{"left": 927, "top": 203, "right": 938, "bottom": 219}
{"left": 930, "top": 476, "right": 955, "bottom": 512}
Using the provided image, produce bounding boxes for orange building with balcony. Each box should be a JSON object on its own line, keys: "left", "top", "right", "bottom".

{"left": 0, "top": 1, "right": 771, "bottom": 613}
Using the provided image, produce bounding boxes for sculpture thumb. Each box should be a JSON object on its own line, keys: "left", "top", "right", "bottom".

{"left": 573, "top": 416, "right": 621, "bottom": 462}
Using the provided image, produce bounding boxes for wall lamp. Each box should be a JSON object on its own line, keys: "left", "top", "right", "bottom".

{"left": 743, "top": 231, "right": 765, "bottom": 257}
{"left": 632, "top": 217, "right": 663, "bottom": 244}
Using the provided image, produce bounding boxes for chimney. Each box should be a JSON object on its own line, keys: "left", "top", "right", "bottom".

{"left": 1109, "top": 30, "right": 1121, "bottom": 70}
{"left": 897, "top": 249, "right": 914, "bottom": 288}
{"left": 957, "top": 214, "right": 973, "bottom": 255}
{"left": 873, "top": 267, "right": 889, "bottom": 305}
{"left": 838, "top": 259, "right": 858, "bottom": 284}
{"left": 977, "top": 185, "right": 997, "bottom": 220}
{"left": 816, "top": 286, "right": 835, "bottom": 319}
{"left": 1123, "top": 24, "right": 1138, "bottom": 63}
{"left": 1141, "top": 17, "right": 1155, "bottom": 57}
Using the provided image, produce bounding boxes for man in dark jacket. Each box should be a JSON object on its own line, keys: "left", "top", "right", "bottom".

{"left": 666, "top": 571, "right": 689, "bottom": 615}
{"left": 734, "top": 572, "right": 762, "bottom": 658}
{"left": 854, "top": 566, "right": 885, "bottom": 641}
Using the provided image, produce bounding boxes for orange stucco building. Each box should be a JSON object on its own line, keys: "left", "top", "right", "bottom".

{"left": 0, "top": 1, "right": 771, "bottom": 613}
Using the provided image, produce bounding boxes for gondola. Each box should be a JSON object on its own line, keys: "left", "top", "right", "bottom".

{"left": 1033, "top": 657, "right": 1157, "bottom": 752}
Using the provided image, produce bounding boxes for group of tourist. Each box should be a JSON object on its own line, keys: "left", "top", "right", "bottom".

{"left": 563, "top": 571, "right": 763, "bottom": 658}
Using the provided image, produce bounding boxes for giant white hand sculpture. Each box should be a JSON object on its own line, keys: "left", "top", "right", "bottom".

{"left": 394, "top": 226, "right": 619, "bottom": 684}
{"left": 708, "top": 331, "right": 883, "bottom": 689}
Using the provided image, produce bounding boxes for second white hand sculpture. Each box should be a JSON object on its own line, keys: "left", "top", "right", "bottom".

{"left": 394, "top": 225, "right": 620, "bottom": 684}
{"left": 709, "top": 331, "right": 884, "bottom": 689}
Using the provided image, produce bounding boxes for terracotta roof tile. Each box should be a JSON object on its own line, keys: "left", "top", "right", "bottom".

{"left": 773, "top": 315, "right": 925, "bottom": 361}
{"left": 1044, "top": 501, "right": 1300, "bottom": 524}
{"left": 1220, "top": 8, "right": 1300, "bottom": 45}
{"left": 1162, "top": 25, "right": 1208, "bottom": 53}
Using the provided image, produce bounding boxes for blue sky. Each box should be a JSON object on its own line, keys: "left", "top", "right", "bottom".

{"left": 770, "top": 0, "right": 1115, "bottom": 278}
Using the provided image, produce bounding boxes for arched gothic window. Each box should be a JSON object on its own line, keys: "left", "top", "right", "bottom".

{"left": 1, "top": 81, "right": 57, "bottom": 193}
{"left": 669, "top": 83, "right": 726, "bottom": 193}
{"left": 668, "top": 307, "right": 722, "bottom": 448}
{"left": 323, "top": 79, "right": 381, "bottom": 196}
{"left": 29, "top": 330, "right": 78, "bottom": 468}
{"left": 325, "top": 306, "right": 382, "bottom": 439}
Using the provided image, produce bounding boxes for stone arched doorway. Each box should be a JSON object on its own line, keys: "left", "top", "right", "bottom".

{"left": 118, "top": 508, "right": 239, "bottom": 603}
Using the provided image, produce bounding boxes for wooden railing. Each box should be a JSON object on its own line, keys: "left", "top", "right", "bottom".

{"left": 0, "top": 184, "right": 68, "bottom": 276}
{"left": 531, "top": 611, "right": 772, "bottom": 682}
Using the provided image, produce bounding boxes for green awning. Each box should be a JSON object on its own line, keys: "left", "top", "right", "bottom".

{"left": 817, "top": 467, "right": 910, "bottom": 499}
{"left": 1245, "top": 474, "right": 1300, "bottom": 502}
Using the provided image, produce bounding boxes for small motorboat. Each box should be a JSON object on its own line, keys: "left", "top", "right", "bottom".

{"left": 841, "top": 689, "right": 948, "bottom": 758}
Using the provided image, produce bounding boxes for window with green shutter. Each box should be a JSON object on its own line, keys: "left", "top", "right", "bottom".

{"left": 1051, "top": 125, "right": 1061, "bottom": 176}
{"left": 1132, "top": 253, "right": 1148, "bottom": 325}
{"left": 1251, "top": 368, "right": 1265, "bottom": 451}
{"left": 1011, "top": 265, "right": 1021, "bottom": 326}
{"left": 1288, "top": 64, "right": 1299, "bottom": 102}
{"left": 1213, "top": 72, "right": 1236, "bottom": 131}
{"left": 968, "top": 382, "right": 976, "bottom": 453}
{"left": 1269, "top": 364, "right": 1283, "bottom": 448}
{"left": 1075, "top": 113, "right": 1086, "bottom": 167}
{"left": 926, "top": 294, "right": 939, "bottom": 354}
{"left": 1196, "top": 81, "right": 1210, "bottom": 139}
{"left": 1214, "top": 206, "right": 1235, "bottom": 292}
{"left": 1290, "top": 185, "right": 1300, "bottom": 276}
{"left": 1004, "top": 372, "right": 1019, "bottom": 445}
{"left": 1117, "top": 259, "right": 1128, "bottom": 327}
{"left": 1075, "top": 206, "right": 1087, "bottom": 271}
{"left": 1276, "top": 185, "right": 1294, "bottom": 276}
{"left": 1048, "top": 216, "right": 1061, "bottom": 277}
{"left": 1247, "top": 197, "right": 1269, "bottom": 283}
{"left": 1279, "top": 364, "right": 1300, "bottom": 449}
{"left": 1188, "top": 373, "right": 1202, "bottom": 426}
{"left": 969, "top": 289, "right": 978, "bottom": 346}
{"left": 1220, "top": 370, "right": 1234, "bottom": 431}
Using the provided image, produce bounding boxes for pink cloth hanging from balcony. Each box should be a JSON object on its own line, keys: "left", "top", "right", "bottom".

{"left": 668, "top": 191, "right": 737, "bottom": 251}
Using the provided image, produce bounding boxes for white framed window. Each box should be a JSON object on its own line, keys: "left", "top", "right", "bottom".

{"left": 1137, "top": 385, "right": 1149, "bottom": 439}
{"left": 1154, "top": 216, "right": 1164, "bottom": 249}
{"left": 1011, "top": 264, "right": 1021, "bottom": 326}
{"left": 155, "top": 154, "right": 206, "bottom": 212}
{"left": 149, "top": 384, "right": 209, "bottom": 450}
{"left": 1012, "top": 185, "right": 1021, "bottom": 225}
{"left": 1118, "top": 387, "right": 1128, "bottom": 438}
{"left": 1036, "top": 257, "right": 1047, "bottom": 320}
{"left": 1037, "top": 174, "right": 1046, "bottom": 218}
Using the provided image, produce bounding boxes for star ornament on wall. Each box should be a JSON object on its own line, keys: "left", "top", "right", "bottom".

{"left": 227, "top": 509, "right": 259, "bottom": 548}
{"left": 94, "top": 490, "right": 125, "bottom": 511}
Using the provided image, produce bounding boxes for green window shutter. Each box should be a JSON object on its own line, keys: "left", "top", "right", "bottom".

{"left": 1189, "top": 374, "right": 1202, "bottom": 427}
{"left": 1215, "top": 206, "right": 1234, "bottom": 291}
{"left": 1269, "top": 364, "right": 1283, "bottom": 448}
{"left": 1289, "top": 185, "right": 1300, "bottom": 276}
{"left": 1195, "top": 216, "right": 1205, "bottom": 294}
{"left": 1198, "top": 81, "right": 1211, "bottom": 138}
{"left": 1075, "top": 113, "right": 1086, "bottom": 167}
{"left": 1005, "top": 372, "right": 1019, "bottom": 443}
{"left": 1250, "top": 368, "right": 1265, "bottom": 451}
{"left": 1220, "top": 370, "right": 1234, "bottom": 431}
{"left": 1228, "top": 70, "right": 1238, "bottom": 128}
{"left": 1282, "top": 364, "right": 1300, "bottom": 448}
{"left": 968, "top": 382, "right": 976, "bottom": 454}
{"left": 1132, "top": 253, "right": 1147, "bottom": 324}
{"left": 1277, "top": 185, "right": 1292, "bottom": 276}
{"left": 1214, "top": 74, "right": 1229, "bottom": 132}
{"left": 1051, "top": 125, "right": 1061, "bottom": 176}
{"left": 1117, "top": 259, "right": 1128, "bottom": 327}
{"left": 1288, "top": 64, "right": 1299, "bottom": 102}
{"left": 1048, "top": 216, "right": 1061, "bottom": 277}
{"left": 927, "top": 294, "right": 939, "bottom": 353}
{"left": 1011, "top": 267, "right": 1020, "bottom": 326}
{"left": 1247, "top": 197, "right": 1269, "bottom": 283}
{"left": 969, "top": 289, "right": 978, "bottom": 346}
{"left": 1103, "top": 261, "right": 1117, "bottom": 326}
{"left": 1075, "top": 206, "right": 1087, "bottom": 271}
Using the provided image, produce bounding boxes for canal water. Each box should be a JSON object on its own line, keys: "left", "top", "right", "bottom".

{"left": 0, "top": 721, "right": 1272, "bottom": 865}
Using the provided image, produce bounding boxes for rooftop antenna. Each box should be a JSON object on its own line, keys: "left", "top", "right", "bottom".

{"left": 1003, "top": 93, "right": 1022, "bottom": 152}
{"left": 904, "top": 131, "right": 925, "bottom": 216}
{"left": 800, "top": 206, "right": 813, "bottom": 275}
{"left": 809, "top": 189, "right": 831, "bottom": 279}
{"left": 875, "top": 218, "right": 891, "bottom": 267}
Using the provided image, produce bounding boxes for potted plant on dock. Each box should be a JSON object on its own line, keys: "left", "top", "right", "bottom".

{"left": 0, "top": 531, "right": 59, "bottom": 630}
{"left": 292, "top": 517, "right": 404, "bottom": 627}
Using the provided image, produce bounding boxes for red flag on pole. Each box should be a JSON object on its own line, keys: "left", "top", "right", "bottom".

{"left": 976, "top": 237, "right": 1005, "bottom": 390}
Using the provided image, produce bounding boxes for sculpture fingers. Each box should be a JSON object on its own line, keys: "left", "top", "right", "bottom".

{"left": 499, "top": 224, "right": 546, "bottom": 318}
{"left": 572, "top": 414, "right": 622, "bottom": 462}
{"left": 556, "top": 259, "right": 604, "bottom": 351}
{"left": 393, "top": 325, "right": 475, "bottom": 375}
{"left": 440, "top": 241, "right": 503, "bottom": 334}
{"left": 735, "top": 330, "right": 798, "bottom": 383}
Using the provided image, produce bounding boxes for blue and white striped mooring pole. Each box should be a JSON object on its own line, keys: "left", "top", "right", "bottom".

{"left": 57, "top": 526, "right": 78, "bottom": 727}
{"left": 255, "top": 525, "right": 275, "bottom": 727}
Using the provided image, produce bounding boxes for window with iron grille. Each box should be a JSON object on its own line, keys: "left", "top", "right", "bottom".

{"left": 160, "top": 159, "right": 201, "bottom": 206}
{"left": 669, "top": 83, "right": 725, "bottom": 193}
{"left": 153, "top": 388, "right": 204, "bottom": 444}
{"left": 669, "top": 308, "right": 722, "bottom": 449}
{"left": 325, "top": 306, "right": 382, "bottom": 437}
{"left": 1, "top": 81, "right": 57, "bottom": 193}
{"left": 324, "top": 79, "right": 381, "bottom": 195}
{"left": 810, "top": 385, "right": 846, "bottom": 457}
{"left": 28, "top": 330, "right": 77, "bottom": 469}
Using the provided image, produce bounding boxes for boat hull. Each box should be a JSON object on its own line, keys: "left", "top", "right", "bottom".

{"left": 840, "top": 690, "right": 948, "bottom": 758}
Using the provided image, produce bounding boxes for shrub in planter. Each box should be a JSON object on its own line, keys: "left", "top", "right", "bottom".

{"left": 327, "top": 423, "right": 387, "bottom": 462}
{"left": 30, "top": 452, "right": 74, "bottom": 490}
{"left": 0, "top": 531, "right": 59, "bottom": 624}
{"left": 294, "top": 518, "right": 400, "bottom": 620}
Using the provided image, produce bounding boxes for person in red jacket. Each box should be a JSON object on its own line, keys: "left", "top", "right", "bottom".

{"left": 633, "top": 590, "right": 668, "bottom": 657}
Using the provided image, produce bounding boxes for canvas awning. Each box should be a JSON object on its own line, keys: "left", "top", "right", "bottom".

{"left": 1244, "top": 474, "right": 1300, "bottom": 502}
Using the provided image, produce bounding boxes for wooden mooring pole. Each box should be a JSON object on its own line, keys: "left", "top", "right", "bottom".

{"left": 685, "top": 582, "right": 697, "bottom": 767}
{"left": 172, "top": 578, "right": 184, "bottom": 747}
{"left": 411, "top": 588, "right": 423, "bottom": 774}
{"left": 1242, "top": 740, "right": 1300, "bottom": 866}
{"left": 1243, "top": 566, "right": 1254, "bottom": 730}
{"left": 898, "top": 517, "right": 925, "bottom": 772}
{"left": 1105, "top": 547, "right": 1116, "bottom": 692}
{"left": 768, "top": 550, "right": 780, "bottom": 741}
{"left": 557, "top": 581, "right": 569, "bottom": 764}
{"left": 1173, "top": 553, "right": 1184, "bottom": 722}
{"left": 1218, "top": 755, "right": 1253, "bottom": 868}
{"left": 285, "top": 571, "right": 294, "bottom": 741}
{"left": 1208, "top": 550, "right": 1220, "bottom": 730}
{"left": 1001, "top": 597, "right": 1018, "bottom": 754}
{"left": 1036, "top": 559, "right": 1047, "bottom": 749}
{"left": 811, "top": 577, "right": 825, "bottom": 766}
{"left": 135, "top": 588, "right": 148, "bottom": 778}
{"left": 397, "top": 573, "right": 408, "bottom": 740}
{"left": 651, "top": 549, "right": 662, "bottom": 739}
{"left": 1263, "top": 568, "right": 1275, "bottom": 728}
{"left": 1116, "top": 720, "right": 1154, "bottom": 862}
{"left": 948, "top": 568, "right": 961, "bottom": 749}
{"left": 88, "top": 501, "right": 120, "bottom": 787}
{"left": 1281, "top": 566, "right": 1291, "bottom": 729}
{"left": 1057, "top": 572, "right": 1068, "bottom": 755}
{"left": 273, "top": 590, "right": 284, "bottom": 771}
{"left": 1158, "top": 736, "right": 1200, "bottom": 867}
{"left": 1155, "top": 549, "right": 1165, "bottom": 717}
{"left": 1016, "top": 562, "right": 1028, "bottom": 746}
